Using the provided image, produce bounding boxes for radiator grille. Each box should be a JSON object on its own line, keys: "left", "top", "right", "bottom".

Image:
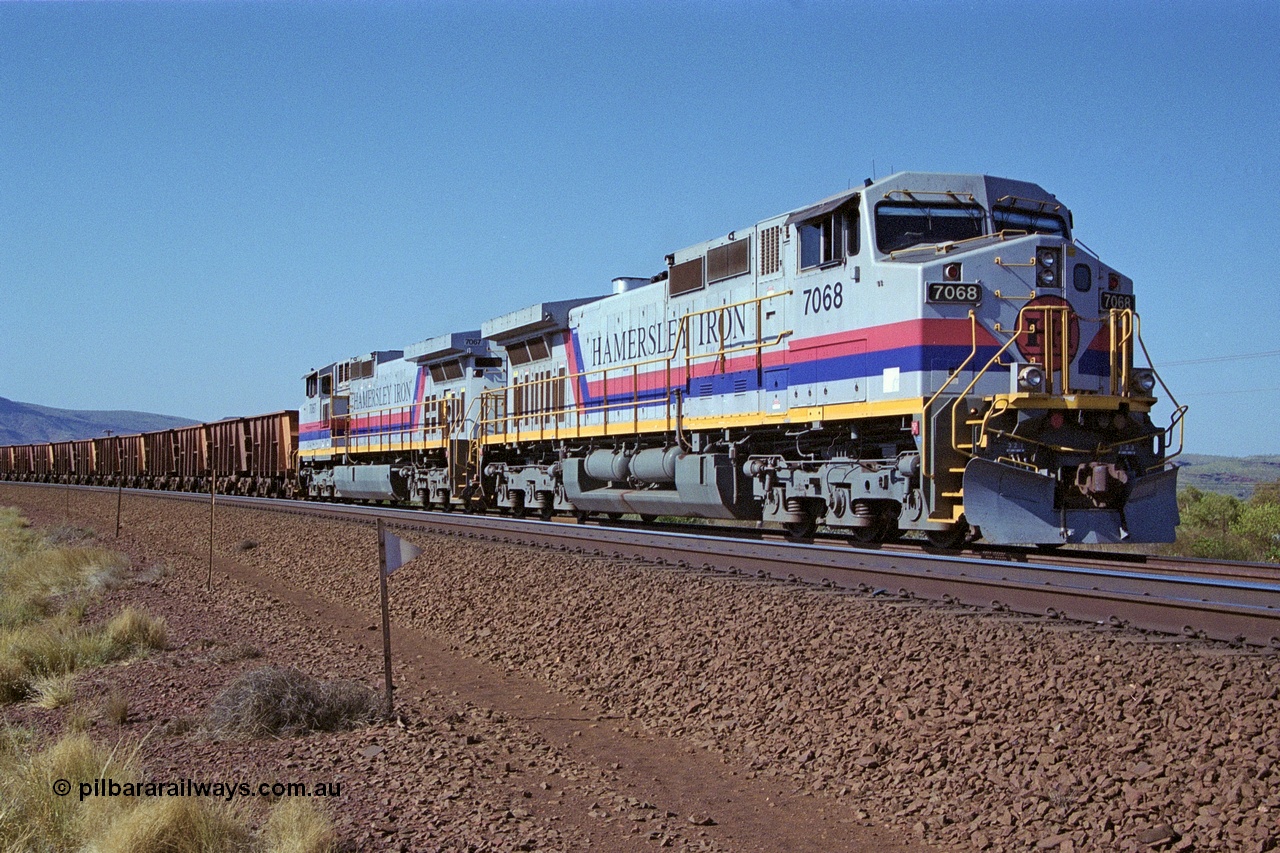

{"left": 760, "top": 226, "right": 782, "bottom": 276}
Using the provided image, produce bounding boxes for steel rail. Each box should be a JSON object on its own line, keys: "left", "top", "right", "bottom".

{"left": 9, "top": 483, "right": 1280, "bottom": 648}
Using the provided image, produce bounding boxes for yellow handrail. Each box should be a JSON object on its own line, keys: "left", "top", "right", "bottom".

{"left": 477, "top": 290, "right": 792, "bottom": 443}
{"left": 922, "top": 306, "right": 1184, "bottom": 505}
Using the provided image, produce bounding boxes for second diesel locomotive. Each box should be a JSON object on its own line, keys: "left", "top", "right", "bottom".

{"left": 288, "top": 171, "right": 1184, "bottom": 547}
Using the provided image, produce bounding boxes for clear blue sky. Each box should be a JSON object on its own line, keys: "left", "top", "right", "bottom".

{"left": 2, "top": 1, "right": 1277, "bottom": 456}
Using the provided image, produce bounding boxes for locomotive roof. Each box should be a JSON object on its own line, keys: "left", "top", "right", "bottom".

{"left": 672, "top": 172, "right": 1067, "bottom": 261}
{"left": 404, "top": 330, "right": 486, "bottom": 364}
{"left": 859, "top": 172, "right": 1064, "bottom": 216}
{"left": 481, "top": 296, "right": 604, "bottom": 342}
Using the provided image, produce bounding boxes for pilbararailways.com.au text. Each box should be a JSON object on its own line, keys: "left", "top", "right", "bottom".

{"left": 54, "top": 778, "right": 343, "bottom": 802}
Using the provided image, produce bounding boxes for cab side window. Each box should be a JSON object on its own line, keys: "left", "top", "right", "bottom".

{"left": 799, "top": 206, "right": 859, "bottom": 270}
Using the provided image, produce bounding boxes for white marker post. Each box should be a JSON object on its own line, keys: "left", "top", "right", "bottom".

{"left": 377, "top": 518, "right": 422, "bottom": 719}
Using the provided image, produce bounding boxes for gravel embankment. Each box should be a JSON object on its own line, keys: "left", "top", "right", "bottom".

{"left": 5, "top": 485, "right": 1278, "bottom": 852}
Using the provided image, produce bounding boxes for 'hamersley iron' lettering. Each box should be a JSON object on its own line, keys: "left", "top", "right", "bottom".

{"left": 351, "top": 380, "right": 414, "bottom": 410}
{"left": 584, "top": 305, "right": 754, "bottom": 369}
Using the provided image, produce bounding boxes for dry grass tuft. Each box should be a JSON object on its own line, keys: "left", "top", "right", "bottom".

{"left": 65, "top": 705, "right": 92, "bottom": 733}
{"left": 0, "top": 507, "right": 40, "bottom": 569}
{"left": 0, "top": 729, "right": 326, "bottom": 852}
{"left": 0, "top": 602, "right": 164, "bottom": 707}
{"left": 41, "top": 523, "right": 97, "bottom": 547}
{"left": 6, "top": 547, "right": 129, "bottom": 601}
{"left": 2, "top": 619, "right": 102, "bottom": 679}
{"left": 0, "top": 724, "right": 33, "bottom": 762}
{"left": 0, "top": 593, "right": 50, "bottom": 631}
{"left": 1, "top": 512, "right": 147, "bottom": 700}
{"left": 32, "top": 673, "right": 76, "bottom": 709}
{"left": 0, "top": 731, "right": 139, "bottom": 851}
{"left": 105, "top": 607, "right": 168, "bottom": 654}
{"left": 0, "top": 657, "right": 31, "bottom": 704}
{"left": 85, "top": 796, "right": 249, "bottom": 853}
{"left": 261, "top": 798, "right": 337, "bottom": 853}
{"left": 103, "top": 690, "right": 130, "bottom": 726}
{"left": 208, "top": 667, "right": 378, "bottom": 736}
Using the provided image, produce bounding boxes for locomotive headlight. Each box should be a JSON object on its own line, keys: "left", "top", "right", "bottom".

{"left": 1018, "top": 365, "right": 1046, "bottom": 391}
{"left": 1037, "top": 247, "right": 1061, "bottom": 288}
{"left": 1130, "top": 369, "right": 1156, "bottom": 395}
{"left": 943, "top": 262, "right": 962, "bottom": 281}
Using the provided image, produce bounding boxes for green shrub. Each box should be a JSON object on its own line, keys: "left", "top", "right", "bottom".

{"left": 1170, "top": 486, "right": 1280, "bottom": 562}
{"left": 1235, "top": 502, "right": 1280, "bottom": 562}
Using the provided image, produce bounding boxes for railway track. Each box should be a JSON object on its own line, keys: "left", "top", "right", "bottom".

{"left": 13, "top": 482, "right": 1280, "bottom": 648}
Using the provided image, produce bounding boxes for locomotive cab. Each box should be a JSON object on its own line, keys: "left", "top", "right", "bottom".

{"left": 864, "top": 174, "right": 1183, "bottom": 545}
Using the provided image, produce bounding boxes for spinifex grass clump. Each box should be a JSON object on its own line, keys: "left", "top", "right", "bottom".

{"left": 207, "top": 667, "right": 378, "bottom": 737}
{"left": 0, "top": 730, "right": 140, "bottom": 850}
{"left": 0, "top": 508, "right": 166, "bottom": 704}
{"left": 87, "top": 797, "right": 250, "bottom": 853}
{"left": 260, "top": 798, "right": 338, "bottom": 853}
{"left": 0, "top": 507, "right": 40, "bottom": 566}
{"left": 0, "top": 510, "right": 128, "bottom": 632}
{"left": 0, "top": 727, "right": 337, "bottom": 852}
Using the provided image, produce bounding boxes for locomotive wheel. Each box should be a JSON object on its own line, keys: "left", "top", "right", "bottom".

{"left": 639, "top": 514, "right": 657, "bottom": 524}
{"left": 849, "top": 523, "right": 882, "bottom": 545}
{"left": 574, "top": 510, "right": 590, "bottom": 525}
{"left": 872, "top": 509, "right": 904, "bottom": 544}
{"left": 880, "top": 524, "right": 904, "bottom": 543}
{"left": 606, "top": 512, "right": 623, "bottom": 521}
{"left": 784, "top": 517, "right": 817, "bottom": 542}
{"left": 925, "top": 518, "right": 970, "bottom": 551}
{"left": 539, "top": 503, "right": 554, "bottom": 521}
{"left": 510, "top": 493, "right": 527, "bottom": 519}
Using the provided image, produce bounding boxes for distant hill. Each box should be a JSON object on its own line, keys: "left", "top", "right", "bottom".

{"left": 0, "top": 397, "right": 199, "bottom": 445}
{"left": 1176, "top": 453, "right": 1280, "bottom": 500}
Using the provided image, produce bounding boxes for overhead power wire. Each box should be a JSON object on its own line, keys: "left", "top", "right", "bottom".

{"left": 1162, "top": 349, "right": 1280, "bottom": 367}
{"left": 1179, "top": 387, "right": 1280, "bottom": 398}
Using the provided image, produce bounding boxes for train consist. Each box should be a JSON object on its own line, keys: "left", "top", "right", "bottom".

{"left": 0, "top": 172, "right": 1185, "bottom": 547}
{"left": 0, "top": 413, "right": 298, "bottom": 499}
